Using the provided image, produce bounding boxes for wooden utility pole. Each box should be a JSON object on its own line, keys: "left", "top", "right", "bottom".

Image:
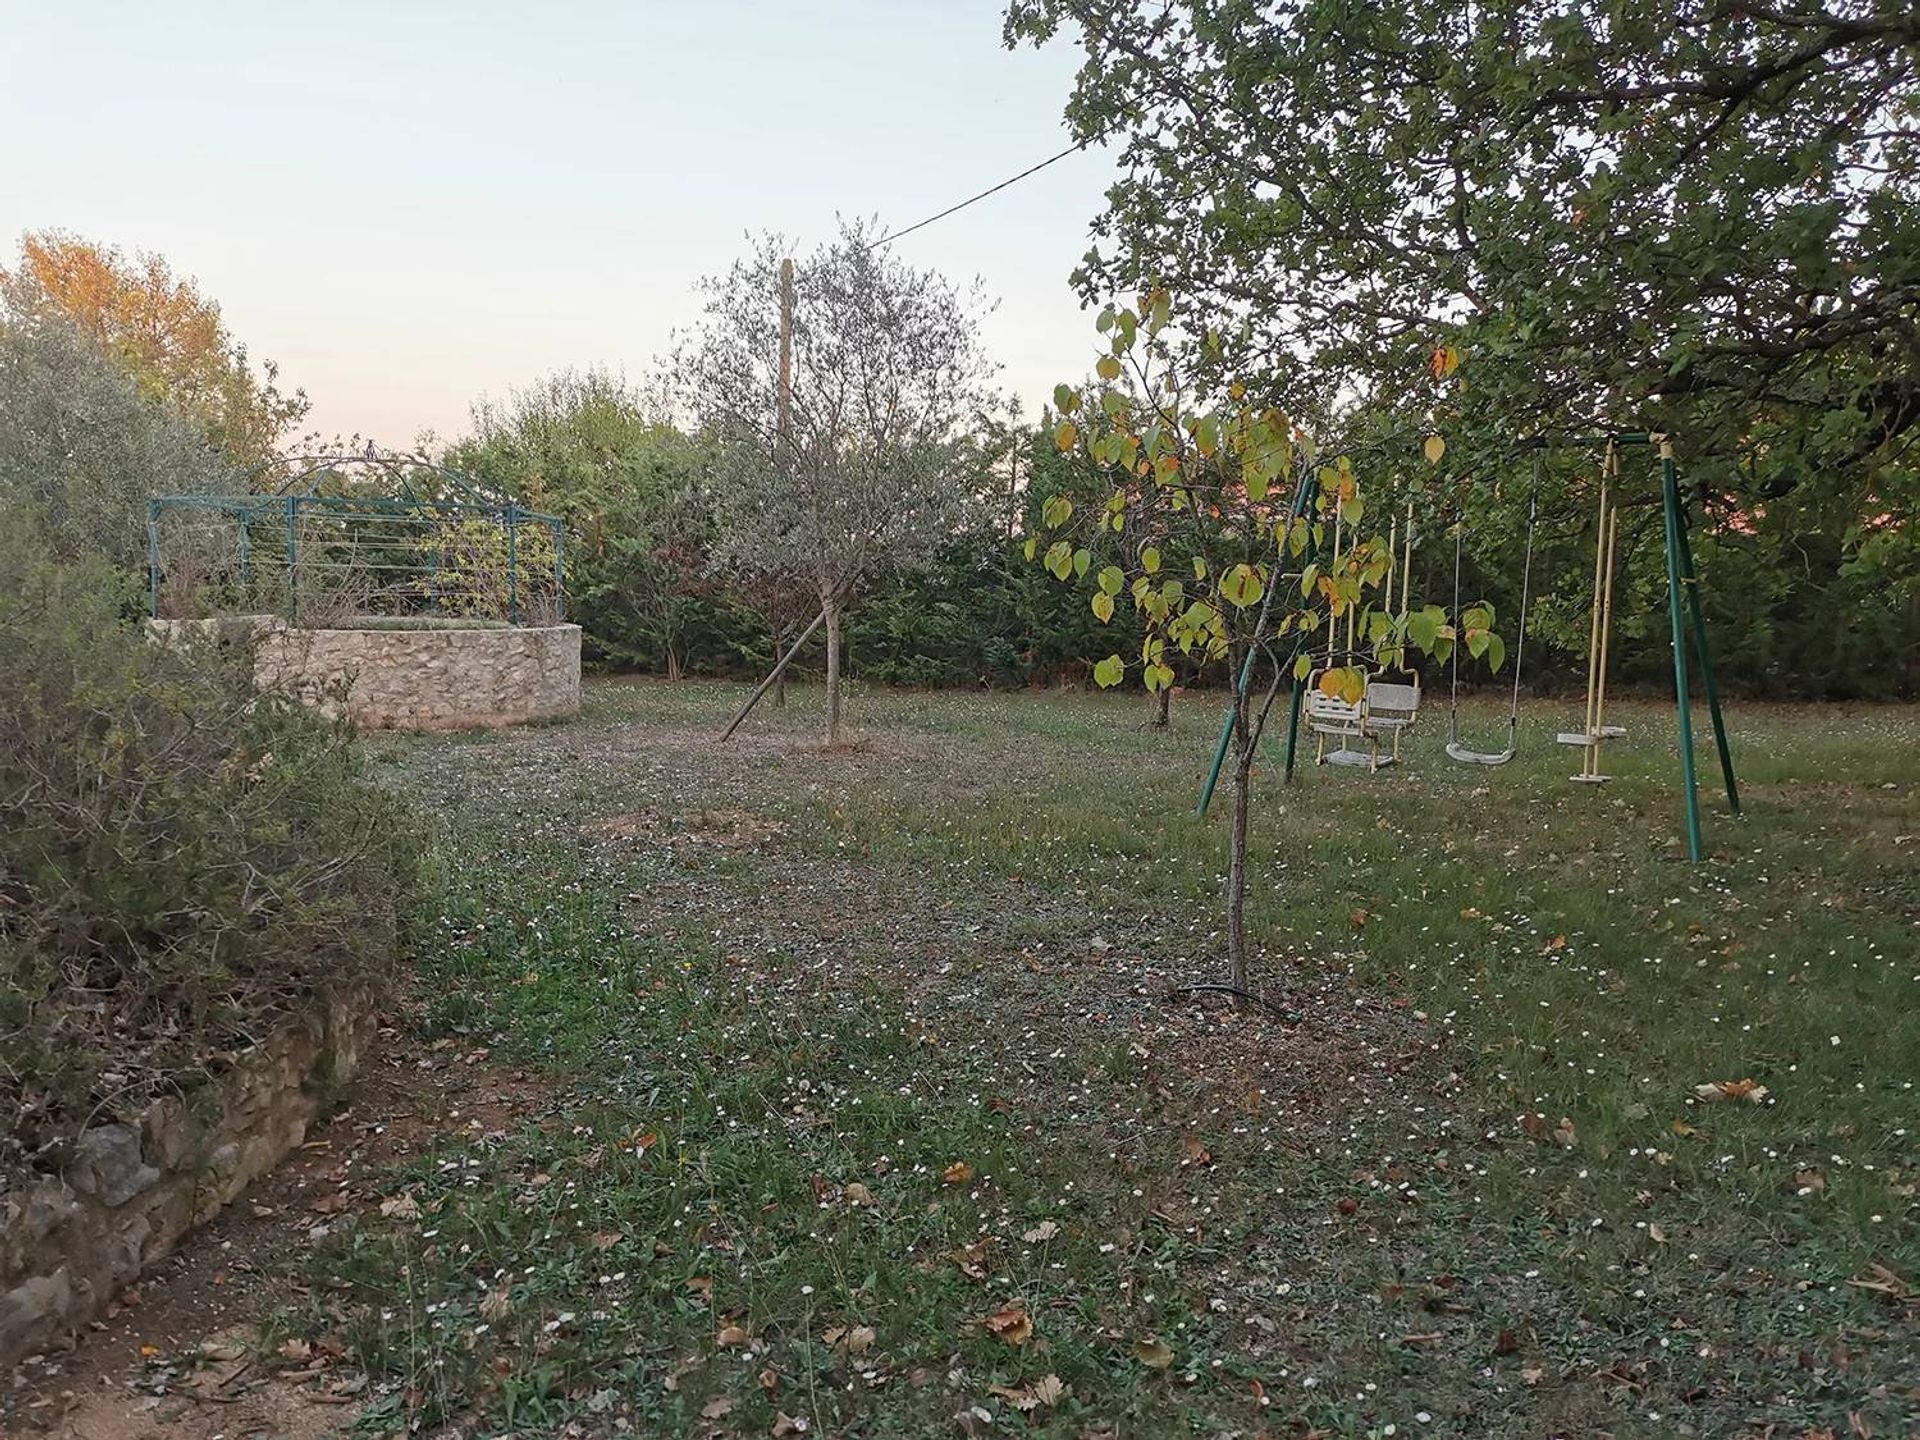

{"left": 777, "top": 258, "right": 794, "bottom": 472}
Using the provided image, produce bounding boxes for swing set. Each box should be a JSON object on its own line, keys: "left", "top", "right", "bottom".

{"left": 1196, "top": 431, "right": 1742, "bottom": 862}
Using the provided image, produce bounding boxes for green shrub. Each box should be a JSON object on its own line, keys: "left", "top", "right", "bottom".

{"left": 0, "top": 532, "right": 422, "bottom": 1173}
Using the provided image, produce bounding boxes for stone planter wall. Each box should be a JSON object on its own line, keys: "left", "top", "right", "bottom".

{"left": 149, "top": 618, "right": 582, "bottom": 730}
{"left": 0, "top": 996, "right": 376, "bottom": 1369}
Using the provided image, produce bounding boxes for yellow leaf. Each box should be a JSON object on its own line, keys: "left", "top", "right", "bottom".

{"left": 1054, "top": 420, "right": 1078, "bottom": 453}
{"left": 942, "top": 1160, "right": 974, "bottom": 1184}
{"left": 1132, "top": 1335, "right": 1175, "bottom": 1369}
{"left": 1423, "top": 434, "right": 1446, "bottom": 464}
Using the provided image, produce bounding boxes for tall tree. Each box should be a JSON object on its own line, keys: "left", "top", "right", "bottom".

{"left": 4, "top": 232, "right": 308, "bottom": 467}
{"left": 447, "top": 369, "right": 720, "bottom": 674}
{"left": 675, "top": 219, "right": 996, "bottom": 744}
{"left": 1005, "top": 2, "right": 1920, "bottom": 498}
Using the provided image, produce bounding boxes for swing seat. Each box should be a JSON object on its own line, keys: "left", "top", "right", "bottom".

{"left": 1556, "top": 725, "right": 1627, "bottom": 747}
{"left": 1446, "top": 741, "right": 1515, "bottom": 766}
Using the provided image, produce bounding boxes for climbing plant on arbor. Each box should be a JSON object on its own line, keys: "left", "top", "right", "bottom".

{"left": 1033, "top": 292, "right": 1493, "bottom": 988}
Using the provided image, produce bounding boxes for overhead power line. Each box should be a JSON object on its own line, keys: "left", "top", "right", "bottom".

{"left": 866, "top": 134, "right": 1101, "bottom": 250}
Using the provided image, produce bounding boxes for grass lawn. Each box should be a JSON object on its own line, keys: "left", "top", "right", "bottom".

{"left": 297, "top": 678, "right": 1917, "bottom": 1437}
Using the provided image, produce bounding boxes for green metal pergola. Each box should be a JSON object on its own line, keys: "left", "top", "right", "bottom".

{"left": 147, "top": 451, "right": 565, "bottom": 628}
{"left": 1197, "top": 431, "right": 1741, "bottom": 863}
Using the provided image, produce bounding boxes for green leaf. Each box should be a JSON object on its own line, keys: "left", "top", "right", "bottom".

{"left": 1096, "top": 354, "right": 1122, "bottom": 381}
{"left": 1293, "top": 652, "right": 1313, "bottom": 681}
{"left": 1097, "top": 564, "right": 1125, "bottom": 596}
{"left": 1045, "top": 541, "right": 1073, "bottom": 580}
{"left": 1053, "top": 383, "right": 1080, "bottom": 414}
{"left": 1407, "top": 604, "right": 1444, "bottom": 651}
{"left": 1022, "top": 536, "right": 1037, "bottom": 562}
{"left": 1221, "top": 563, "right": 1264, "bottom": 609}
{"left": 1072, "top": 547, "right": 1092, "bottom": 579}
{"left": 1041, "top": 494, "right": 1073, "bottom": 529}
{"left": 1141, "top": 546, "right": 1162, "bottom": 574}
{"left": 1092, "top": 590, "right": 1115, "bottom": 623}
{"left": 1298, "top": 561, "right": 1320, "bottom": 598}
{"left": 1092, "top": 654, "right": 1125, "bottom": 687}
{"left": 1485, "top": 631, "right": 1507, "bottom": 673}
{"left": 1193, "top": 555, "right": 1207, "bottom": 580}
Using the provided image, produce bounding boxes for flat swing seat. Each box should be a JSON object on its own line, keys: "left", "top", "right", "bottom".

{"left": 1556, "top": 725, "right": 1628, "bottom": 747}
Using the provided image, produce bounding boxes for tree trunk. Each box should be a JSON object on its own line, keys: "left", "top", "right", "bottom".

{"left": 772, "top": 627, "right": 787, "bottom": 708}
{"left": 1226, "top": 732, "right": 1253, "bottom": 992}
{"left": 666, "top": 646, "right": 683, "bottom": 682}
{"left": 823, "top": 592, "right": 843, "bottom": 745}
{"left": 1150, "top": 683, "right": 1172, "bottom": 729}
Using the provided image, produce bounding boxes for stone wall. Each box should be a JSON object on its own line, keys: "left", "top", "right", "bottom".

{"left": 0, "top": 996, "right": 376, "bottom": 1369}
{"left": 150, "top": 618, "right": 581, "bottom": 730}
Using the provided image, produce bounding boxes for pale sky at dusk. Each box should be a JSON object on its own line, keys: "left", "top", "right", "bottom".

{"left": 0, "top": 1, "right": 1115, "bottom": 448}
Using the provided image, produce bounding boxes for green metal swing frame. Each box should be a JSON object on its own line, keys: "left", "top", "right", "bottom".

{"left": 1196, "top": 432, "right": 1741, "bottom": 863}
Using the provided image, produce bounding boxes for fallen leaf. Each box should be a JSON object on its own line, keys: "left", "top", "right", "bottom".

{"left": 1544, "top": 934, "right": 1567, "bottom": 952}
{"left": 276, "top": 1338, "right": 312, "bottom": 1364}
{"left": 771, "top": 1412, "right": 808, "bottom": 1436}
{"left": 983, "top": 1305, "right": 1032, "bottom": 1346}
{"left": 716, "top": 1324, "right": 750, "bottom": 1348}
{"left": 1519, "top": 1112, "right": 1549, "bottom": 1141}
{"left": 590, "top": 1230, "right": 622, "bottom": 1249}
{"left": 944, "top": 1238, "right": 995, "bottom": 1280}
{"left": 987, "top": 1373, "right": 1066, "bottom": 1411}
{"left": 844, "top": 1181, "right": 875, "bottom": 1206}
{"left": 1648, "top": 1222, "right": 1668, "bottom": 1243}
{"left": 1350, "top": 908, "right": 1370, "bottom": 929}
{"left": 942, "top": 1161, "right": 974, "bottom": 1185}
{"left": 1029, "top": 1374, "right": 1065, "bottom": 1407}
{"left": 1793, "top": 1169, "right": 1826, "bottom": 1194}
{"left": 378, "top": 1193, "right": 421, "bottom": 1221}
{"left": 1694, "top": 1078, "right": 1768, "bottom": 1104}
{"left": 479, "top": 1286, "right": 511, "bottom": 1321}
{"left": 1552, "top": 1116, "right": 1577, "bottom": 1149}
{"left": 1671, "top": 1119, "right": 1699, "bottom": 1136}
{"left": 1021, "top": 1220, "right": 1060, "bottom": 1244}
{"left": 1846, "top": 1264, "right": 1909, "bottom": 1299}
{"left": 702, "top": 1397, "right": 734, "bottom": 1420}
{"left": 1133, "top": 1335, "right": 1175, "bottom": 1369}
{"left": 308, "top": 1191, "right": 351, "bottom": 1215}
{"left": 758, "top": 1367, "right": 779, "bottom": 1394}
{"left": 822, "top": 1324, "right": 875, "bottom": 1355}
{"left": 1522, "top": 1363, "right": 1544, "bottom": 1386}
{"left": 1179, "top": 1136, "right": 1212, "bottom": 1168}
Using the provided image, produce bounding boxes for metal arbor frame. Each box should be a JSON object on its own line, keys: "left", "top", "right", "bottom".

{"left": 147, "top": 452, "right": 565, "bottom": 628}
{"left": 1198, "top": 432, "right": 1741, "bottom": 863}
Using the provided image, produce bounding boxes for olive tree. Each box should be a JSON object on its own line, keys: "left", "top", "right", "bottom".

{"left": 675, "top": 219, "right": 995, "bottom": 744}
{"left": 0, "top": 301, "right": 238, "bottom": 568}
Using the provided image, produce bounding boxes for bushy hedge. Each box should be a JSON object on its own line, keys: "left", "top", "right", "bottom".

{"left": 0, "top": 534, "right": 423, "bottom": 1173}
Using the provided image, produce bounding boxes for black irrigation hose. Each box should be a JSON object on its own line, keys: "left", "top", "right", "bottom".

{"left": 1161, "top": 983, "right": 1301, "bottom": 1022}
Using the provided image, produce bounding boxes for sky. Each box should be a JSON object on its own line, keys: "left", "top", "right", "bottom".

{"left": 0, "top": 0, "right": 1115, "bottom": 448}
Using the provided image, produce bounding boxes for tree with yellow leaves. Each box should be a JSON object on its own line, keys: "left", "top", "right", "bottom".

{"left": 4, "top": 232, "right": 307, "bottom": 467}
